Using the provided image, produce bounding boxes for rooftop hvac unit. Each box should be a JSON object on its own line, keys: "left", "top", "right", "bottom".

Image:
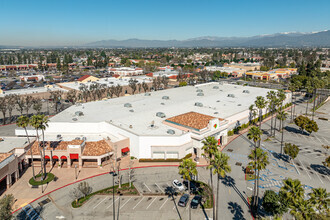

{"left": 216, "top": 100, "right": 220, "bottom": 102}
{"left": 75, "top": 111, "right": 84, "bottom": 116}
{"left": 156, "top": 112, "right": 166, "bottom": 118}
{"left": 162, "top": 96, "right": 169, "bottom": 100}
{"left": 161, "top": 103, "right": 165, "bottom": 105}
{"left": 213, "top": 86, "right": 219, "bottom": 89}
{"left": 124, "top": 103, "right": 132, "bottom": 108}
{"left": 214, "top": 112, "right": 219, "bottom": 114}
{"left": 129, "top": 109, "right": 134, "bottom": 112}
{"left": 195, "top": 102, "right": 203, "bottom": 107}
{"left": 243, "top": 90, "right": 250, "bottom": 93}
{"left": 237, "top": 104, "right": 242, "bottom": 106}
{"left": 145, "top": 93, "right": 151, "bottom": 96}
{"left": 197, "top": 93, "right": 204, "bottom": 96}
{"left": 167, "top": 129, "right": 175, "bottom": 135}
{"left": 196, "top": 89, "right": 203, "bottom": 92}
{"left": 72, "top": 118, "right": 78, "bottom": 121}
{"left": 227, "top": 94, "right": 235, "bottom": 98}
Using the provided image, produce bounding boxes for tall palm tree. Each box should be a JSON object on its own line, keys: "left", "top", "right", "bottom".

{"left": 16, "top": 116, "right": 35, "bottom": 179}
{"left": 178, "top": 159, "right": 198, "bottom": 220}
{"left": 288, "top": 83, "right": 297, "bottom": 122}
{"left": 277, "top": 111, "right": 288, "bottom": 154}
{"left": 29, "top": 115, "right": 44, "bottom": 178}
{"left": 266, "top": 91, "right": 277, "bottom": 137}
{"left": 289, "top": 198, "right": 315, "bottom": 220}
{"left": 248, "top": 104, "right": 257, "bottom": 125}
{"left": 254, "top": 96, "right": 267, "bottom": 130}
{"left": 308, "top": 188, "right": 330, "bottom": 214}
{"left": 248, "top": 148, "right": 269, "bottom": 214}
{"left": 39, "top": 115, "right": 49, "bottom": 179}
{"left": 208, "top": 151, "right": 231, "bottom": 220}
{"left": 305, "top": 80, "right": 313, "bottom": 116}
{"left": 202, "top": 136, "right": 218, "bottom": 220}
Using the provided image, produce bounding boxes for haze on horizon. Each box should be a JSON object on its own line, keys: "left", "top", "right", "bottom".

{"left": 0, "top": 0, "right": 329, "bottom": 47}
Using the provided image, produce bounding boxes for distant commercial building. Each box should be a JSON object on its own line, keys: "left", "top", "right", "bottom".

{"left": 77, "top": 75, "right": 99, "bottom": 83}
{"left": 224, "top": 62, "right": 261, "bottom": 71}
{"left": 204, "top": 66, "right": 246, "bottom": 77}
{"left": 108, "top": 67, "right": 143, "bottom": 76}
{"left": 20, "top": 75, "right": 45, "bottom": 82}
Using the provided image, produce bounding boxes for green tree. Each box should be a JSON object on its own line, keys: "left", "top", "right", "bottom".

{"left": 289, "top": 198, "right": 315, "bottom": 220}
{"left": 248, "top": 148, "right": 269, "bottom": 214}
{"left": 178, "top": 159, "right": 197, "bottom": 220}
{"left": 254, "top": 96, "right": 267, "bottom": 138}
{"left": 276, "top": 110, "right": 288, "bottom": 154}
{"left": 77, "top": 181, "right": 92, "bottom": 198}
{"left": 247, "top": 126, "right": 262, "bottom": 151}
{"left": 308, "top": 188, "right": 330, "bottom": 214}
{"left": 284, "top": 143, "right": 299, "bottom": 162}
{"left": 208, "top": 151, "right": 231, "bottom": 220}
{"left": 0, "top": 194, "right": 14, "bottom": 220}
{"left": 280, "top": 178, "right": 304, "bottom": 205}
{"left": 305, "top": 118, "right": 319, "bottom": 134}
{"left": 266, "top": 91, "right": 277, "bottom": 136}
{"left": 323, "top": 156, "right": 330, "bottom": 168}
{"left": 248, "top": 104, "right": 257, "bottom": 125}
{"left": 16, "top": 116, "right": 35, "bottom": 179}
{"left": 262, "top": 190, "right": 288, "bottom": 216}
{"left": 294, "top": 115, "right": 309, "bottom": 134}
{"left": 202, "top": 136, "right": 218, "bottom": 220}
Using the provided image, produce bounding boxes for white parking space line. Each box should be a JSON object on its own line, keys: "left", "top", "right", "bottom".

{"left": 133, "top": 197, "right": 144, "bottom": 210}
{"left": 314, "top": 171, "right": 324, "bottom": 184}
{"left": 314, "top": 136, "right": 324, "bottom": 144}
{"left": 93, "top": 197, "right": 108, "bottom": 209}
{"left": 155, "top": 183, "right": 164, "bottom": 193}
{"left": 166, "top": 183, "right": 171, "bottom": 187}
{"left": 292, "top": 161, "right": 300, "bottom": 174}
{"left": 144, "top": 183, "right": 151, "bottom": 192}
{"left": 321, "top": 137, "right": 329, "bottom": 144}
{"left": 120, "top": 197, "right": 132, "bottom": 210}
{"left": 159, "top": 198, "right": 168, "bottom": 210}
{"left": 107, "top": 197, "right": 119, "bottom": 209}
{"left": 297, "top": 158, "right": 311, "bottom": 179}
{"left": 146, "top": 197, "right": 157, "bottom": 210}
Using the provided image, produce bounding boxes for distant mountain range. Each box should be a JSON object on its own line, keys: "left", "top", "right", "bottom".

{"left": 85, "top": 30, "right": 330, "bottom": 48}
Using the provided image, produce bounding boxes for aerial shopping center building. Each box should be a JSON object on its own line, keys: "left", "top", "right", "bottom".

{"left": 15, "top": 82, "right": 290, "bottom": 168}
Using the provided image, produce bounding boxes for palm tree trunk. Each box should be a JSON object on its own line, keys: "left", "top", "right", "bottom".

{"left": 306, "top": 97, "right": 309, "bottom": 115}
{"left": 281, "top": 121, "right": 284, "bottom": 155}
{"left": 273, "top": 115, "right": 277, "bottom": 137}
{"left": 36, "top": 128, "right": 44, "bottom": 177}
{"left": 253, "top": 141, "right": 257, "bottom": 209}
{"left": 210, "top": 169, "right": 215, "bottom": 220}
{"left": 42, "top": 129, "right": 47, "bottom": 180}
{"left": 25, "top": 127, "right": 35, "bottom": 180}
{"left": 291, "top": 92, "right": 294, "bottom": 122}
{"left": 188, "top": 180, "right": 191, "bottom": 220}
{"left": 312, "top": 89, "right": 316, "bottom": 121}
{"left": 216, "top": 174, "right": 220, "bottom": 220}
{"left": 256, "top": 169, "right": 261, "bottom": 215}
{"left": 270, "top": 110, "right": 273, "bottom": 137}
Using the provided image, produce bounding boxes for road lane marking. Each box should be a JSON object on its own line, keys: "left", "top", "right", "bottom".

{"left": 144, "top": 183, "right": 151, "bottom": 192}
{"left": 133, "top": 197, "right": 144, "bottom": 210}
{"left": 120, "top": 197, "right": 132, "bottom": 210}
{"left": 159, "top": 198, "right": 168, "bottom": 210}
{"left": 155, "top": 183, "right": 164, "bottom": 193}
{"left": 297, "top": 158, "right": 311, "bottom": 179}
{"left": 93, "top": 197, "right": 108, "bottom": 209}
{"left": 146, "top": 197, "right": 157, "bottom": 210}
{"left": 107, "top": 197, "right": 119, "bottom": 209}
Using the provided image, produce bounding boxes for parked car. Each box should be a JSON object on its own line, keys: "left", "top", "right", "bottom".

{"left": 183, "top": 180, "right": 199, "bottom": 193}
{"left": 190, "top": 195, "right": 202, "bottom": 209}
{"left": 172, "top": 179, "right": 185, "bottom": 191}
{"left": 178, "top": 194, "right": 189, "bottom": 207}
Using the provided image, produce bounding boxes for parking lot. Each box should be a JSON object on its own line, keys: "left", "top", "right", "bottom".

{"left": 71, "top": 194, "right": 210, "bottom": 220}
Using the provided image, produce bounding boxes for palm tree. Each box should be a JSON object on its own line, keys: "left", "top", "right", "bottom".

{"left": 208, "top": 151, "right": 231, "bottom": 220}
{"left": 248, "top": 148, "right": 269, "bottom": 214}
{"left": 290, "top": 198, "right": 315, "bottom": 220}
{"left": 308, "top": 188, "right": 330, "bottom": 214}
{"left": 202, "top": 136, "right": 218, "bottom": 220}
{"left": 178, "top": 159, "right": 198, "bottom": 220}
{"left": 280, "top": 178, "right": 304, "bottom": 206}
{"left": 29, "top": 115, "right": 44, "bottom": 178}
{"left": 288, "top": 83, "right": 297, "bottom": 122}
{"left": 16, "top": 116, "right": 35, "bottom": 180}
{"left": 277, "top": 111, "right": 288, "bottom": 154}
{"left": 247, "top": 126, "right": 262, "bottom": 151}
{"left": 248, "top": 104, "right": 257, "bottom": 125}
{"left": 266, "top": 91, "right": 277, "bottom": 136}
{"left": 254, "top": 96, "right": 267, "bottom": 130}
{"left": 39, "top": 115, "right": 49, "bottom": 179}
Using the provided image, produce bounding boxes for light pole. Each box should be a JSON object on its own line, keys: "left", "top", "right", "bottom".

{"left": 75, "top": 165, "right": 77, "bottom": 180}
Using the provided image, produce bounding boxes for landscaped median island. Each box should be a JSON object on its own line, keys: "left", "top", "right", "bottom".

{"left": 195, "top": 181, "right": 213, "bottom": 209}
{"left": 71, "top": 182, "right": 139, "bottom": 208}
{"left": 29, "top": 173, "right": 55, "bottom": 186}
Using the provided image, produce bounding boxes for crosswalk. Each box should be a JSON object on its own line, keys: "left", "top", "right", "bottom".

{"left": 21, "top": 204, "right": 42, "bottom": 220}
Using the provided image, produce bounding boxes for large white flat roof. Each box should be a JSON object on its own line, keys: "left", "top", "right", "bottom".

{"left": 0, "top": 137, "right": 28, "bottom": 153}
{"left": 50, "top": 82, "right": 273, "bottom": 136}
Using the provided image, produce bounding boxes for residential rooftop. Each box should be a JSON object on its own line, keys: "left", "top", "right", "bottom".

{"left": 50, "top": 82, "right": 273, "bottom": 136}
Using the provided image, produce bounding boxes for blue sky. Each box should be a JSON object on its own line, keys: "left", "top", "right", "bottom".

{"left": 0, "top": 0, "right": 329, "bottom": 46}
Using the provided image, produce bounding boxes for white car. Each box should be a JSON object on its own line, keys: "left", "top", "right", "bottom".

{"left": 172, "top": 179, "right": 185, "bottom": 191}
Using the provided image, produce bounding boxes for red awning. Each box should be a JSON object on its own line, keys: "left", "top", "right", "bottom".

{"left": 53, "top": 156, "right": 59, "bottom": 160}
{"left": 70, "top": 154, "right": 79, "bottom": 159}
{"left": 45, "top": 155, "right": 50, "bottom": 159}
{"left": 60, "top": 156, "right": 67, "bottom": 160}
{"left": 121, "top": 147, "right": 129, "bottom": 153}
